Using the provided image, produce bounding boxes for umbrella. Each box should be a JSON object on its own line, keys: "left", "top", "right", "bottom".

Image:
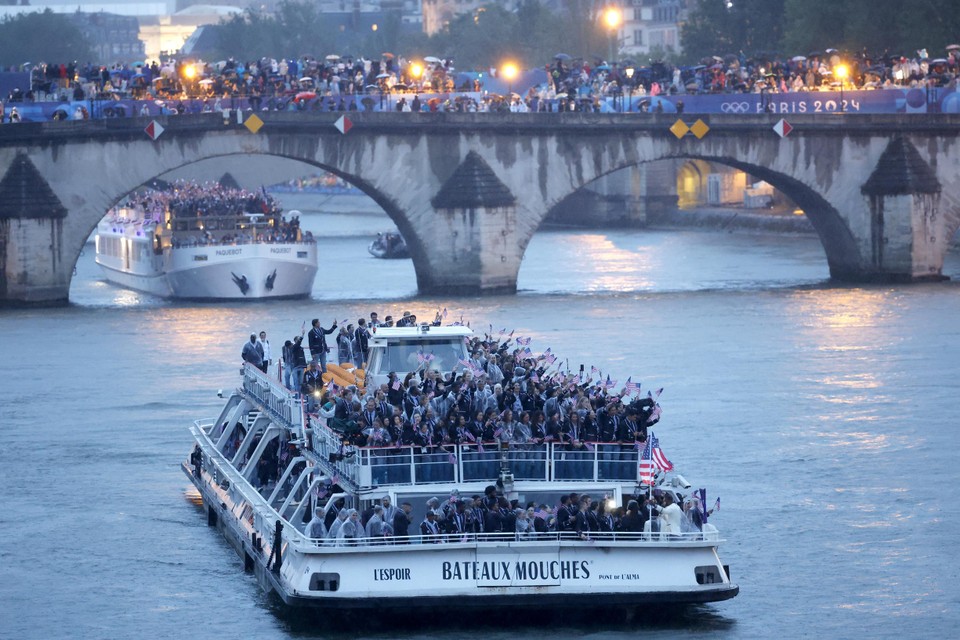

{"left": 712, "top": 55, "right": 723, "bottom": 62}
{"left": 930, "top": 58, "right": 948, "bottom": 65}
{"left": 594, "top": 64, "right": 611, "bottom": 71}
{"left": 325, "top": 54, "right": 341, "bottom": 61}
{"left": 946, "top": 44, "right": 960, "bottom": 51}
{"left": 294, "top": 91, "right": 317, "bottom": 102}
{"left": 132, "top": 61, "right": 145, "bottom": 67}
{"left": 689, "top": 64, "right": 706, "bottom": 71}
{"left": 808, "top": 51, "right": 822, "bottom": 58}
{"left": 825, "top": 48, "right": 838, "bottom": 54}
{"left": 554, "top": 53, "right": 571, "bottom": 60}
{"left": 198, "top": 78, "right": 214, "bottom": 85}
{"left": 382, "top": 52, "right": 395, "bottom": 59}
{"left": 376, "top": 72, "right": 391, "bottom": 79}
{"left": 424, "top": 56, "right": 441, "bottom": 63}
{"left": 299, "top": 76, "right": 313, "bottom": 82}
{"left": 792, "top": 55, "right": 807, "bottom": 62}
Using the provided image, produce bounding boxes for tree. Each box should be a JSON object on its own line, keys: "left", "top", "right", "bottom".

{"left": 429, "top": 5, "right": 522, "bottom": 70}
{"left": 213, "top": 1, "right": 334, "bottom": 61}
{"left": 0, "top": 10, "right": 93, "bottom": 66}
{"left": 781, "top": 0, "right": 960, "bottom": 58}
{"left": 680, "top": 0, "right": 784, "bottom": 62}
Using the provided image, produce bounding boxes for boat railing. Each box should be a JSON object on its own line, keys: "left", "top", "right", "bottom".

{"left": 242, "top": 364, "right": 304, "bottom": 434}
{"left": 236, "top": 369, "right": 650, "bottom": 486}
{"left": 337, "top": 442, "right": 644, "bottom": 486}
{"left": 170, "top": 237, "right": 316, "bottom": 248}
{"left": 287, "top": 529, "right": 721, "bottom": 550}
{"left": 189, "top": 422, "right": 288, "bottom": 553}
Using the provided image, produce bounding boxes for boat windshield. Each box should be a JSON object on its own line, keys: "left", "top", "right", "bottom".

{"left": 378, "top": 338, "right": 467, "bottom": 374}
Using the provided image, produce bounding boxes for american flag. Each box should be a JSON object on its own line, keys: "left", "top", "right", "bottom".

{"left": 392, "top": 379, "right": 402, "bottom": 391}
{"left": 417, "top": 350, "right": 426, "bottom": 364}
{"left": 638, "top": 439, "right": 655, "bottom": 484}
{"left": 648, "top": 404, "right": 662, "bottom": 422}
{"left": 624, "top": 377, "right": 640, "bottom": 396}
{"left": 534, "top": 508, "right": 550, "bottom": 521}
{"left": 448, "top": 452, "right": 457, "bottom": 465}
{"left": 590, "top": 366, "right": 599, "bottom": 376}
{"left": 650, "top": 433, "right": 674, "bottom": 471}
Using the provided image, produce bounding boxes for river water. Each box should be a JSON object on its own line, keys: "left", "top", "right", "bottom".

{"left": 2, "top": 205, "right": 959, "bottom": 639}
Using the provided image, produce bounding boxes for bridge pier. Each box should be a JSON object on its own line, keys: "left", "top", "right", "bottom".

{"left": 0, "top": 218, "right": 72, "bottom": 305}
{"left": 0, "top": 153, "right": 72, "bottom": 306}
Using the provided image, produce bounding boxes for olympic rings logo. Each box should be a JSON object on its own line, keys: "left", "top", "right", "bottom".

{"left": 720, "top": 102, "right": 750, "bottom": 113}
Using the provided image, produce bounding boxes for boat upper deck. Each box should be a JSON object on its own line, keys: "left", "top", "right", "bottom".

{"left": 221, "top": 363, "right": 677, "bottom": 496}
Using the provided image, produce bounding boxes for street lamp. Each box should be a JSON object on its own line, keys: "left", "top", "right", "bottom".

{"left": 625, "top": 66, "right": 634, "bottom": 111}
{"left": 409, "top": 62, "right": 423, "bottom": 92}
{"left": 602, "top": 6, "right": 622, "bottom": 64}
{"left": 835, "top": 63, "right": 848, "bottom": 112}
{"left": 502, "top": 62, "right": 519, "bottom": 95}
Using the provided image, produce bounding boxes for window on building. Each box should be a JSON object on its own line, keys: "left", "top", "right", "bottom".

{"left": 633, "top": 30, "right": 643, "bottom": 46}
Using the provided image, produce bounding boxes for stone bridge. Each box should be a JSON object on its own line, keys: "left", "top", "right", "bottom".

{"left": 1, "top": 112, "right": 958, "bottom": 305}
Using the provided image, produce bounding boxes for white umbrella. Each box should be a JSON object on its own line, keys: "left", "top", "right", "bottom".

{"left": 946, "top": 44, "right": 960, "bottom": 51}
{"left": 791, "top": 55, "right": 807, "bottom": 62}
{"left": 376, "top": 73, "right": 391, "bottom": 79}
{"left": 424, "top": 56, "right": 441, "bottom": 63}
{"left": 299, "top": 76, "right": 313, "bottom": 82}
{"left": 198, "top": 78, "right": 214, "bottom": 85}
{"left": 325, "top": 54, "right": 341, "bottom": 61}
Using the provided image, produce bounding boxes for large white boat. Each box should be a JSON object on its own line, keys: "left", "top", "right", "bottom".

{"left": 183, "top": 324, "right": 737, "bottom": 620}
{"left": 95, "top": 189, "right": 317, "bottom": 300}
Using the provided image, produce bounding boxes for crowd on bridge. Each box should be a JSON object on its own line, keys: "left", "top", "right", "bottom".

{"left": 2, "top": 42, "right": 958, "bottom": 121}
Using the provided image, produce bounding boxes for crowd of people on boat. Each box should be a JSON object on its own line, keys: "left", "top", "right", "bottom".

{"left": 4, "top": 44, "right": 957, "bottom": 121}
{"left": 305, "top": 483, "right": 715, "bottom": 547}
{"left": 266, "top": 310, "right": 664, "bottom": 458}
{"left": 109, "top": 180, "right": 310, "bottom": 246}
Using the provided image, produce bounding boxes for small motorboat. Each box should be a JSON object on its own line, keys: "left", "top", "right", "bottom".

{"left": 368, "top": 231, "right": 410, "bottom": 259}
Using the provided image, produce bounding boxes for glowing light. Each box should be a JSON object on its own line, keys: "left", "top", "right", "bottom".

{"left": 182, "top": 64, "right": 196, "bottom": 80}
{"left": 603, "top": 6, "right": 622, "bottom": 30}
{"left": 410, "top": 63, "right": 423, "bottom": 79}
{"left": 371, "top": 23, "right": 378, "bottom": 32}
{"left": 501, "top": 62, "right": 519, "bottom": 81}
{"left": 835, "top": 64, "right": 849, "bottom": 80}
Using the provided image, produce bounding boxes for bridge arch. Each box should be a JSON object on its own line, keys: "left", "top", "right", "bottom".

{"left": 515, "top": 150, "right": 858, "bottom": 283}
{"left": 61, "top": 151, "right": 430, "bottom": 300}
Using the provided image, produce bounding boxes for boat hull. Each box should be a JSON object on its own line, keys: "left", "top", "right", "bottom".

{"left": 96, "top": 237, "right": 317, "bottom": 300}
{"left": 184, "top": 460, "right": 738, "bottom": 614}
